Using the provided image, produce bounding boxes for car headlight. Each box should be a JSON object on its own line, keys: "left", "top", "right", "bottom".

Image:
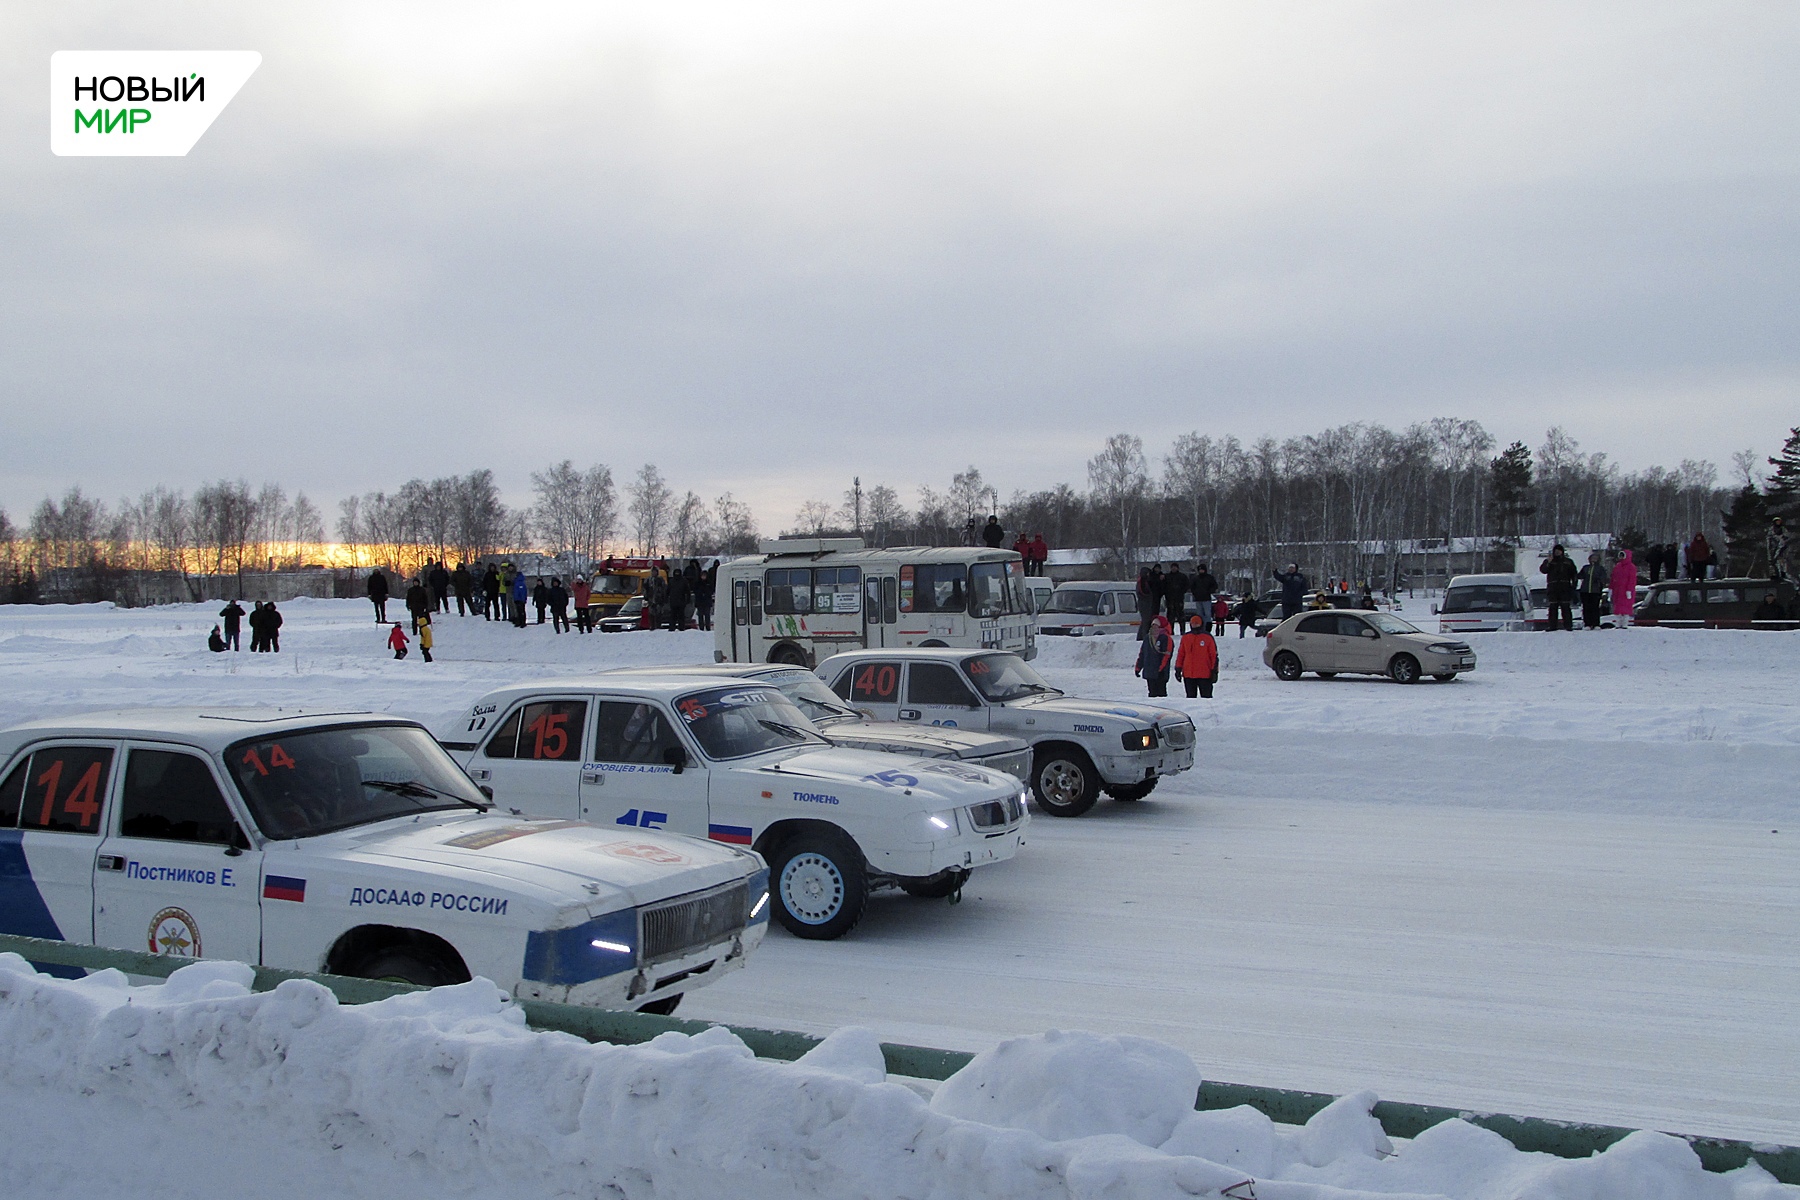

{"left": 1426, "top": 643, "right": 1461, "bottom": 654}
{"left": 925, "top": 809, "right": 961, "bottom": 835}
{"left": 1121, "top": 729, "right": 1158, "bottom": 752}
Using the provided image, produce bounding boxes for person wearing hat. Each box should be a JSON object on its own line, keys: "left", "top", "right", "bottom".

{"left": 387, "top": 622, "right": 409, "bottom": 659}
{"left": 1539, "top": 544, "right": 1578, "bottom": 630}
{"left": 1174, "top": 615, "right": 1219, "bottom": 699}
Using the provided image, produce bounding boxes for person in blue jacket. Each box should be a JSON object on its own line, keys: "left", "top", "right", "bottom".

{"left": 510, "top": 569, "right": 529, "bottom": 627}
{"left": 1272, "top": 563, "right": 1309, "bottom": 619}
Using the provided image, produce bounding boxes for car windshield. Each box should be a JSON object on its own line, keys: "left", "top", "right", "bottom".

{"left": 1364, "top": 613, "right": 1423, "bottom": 635}
{"left": 963, "top": 652, "right": 1060, "bottom": 701}
{"left": 1043, "top": 589, "right": 1102, "bottom": 615}
{"left": 616, "top": 596, "right": 643, "bottom": 615}
{"left": 759, "top": 669, "right": 861, "bottom": 725}
{"left": 1442, "top": 585, "right": 1517, "bottom": 613}
{"left": 595, "top": 575, "right": 639, "bottom": 595}
{"left": 677, "top": 685, "right": 828, "bottom": 759}
{"left": 225, "top": 723, "right": 488, "bottom": 840}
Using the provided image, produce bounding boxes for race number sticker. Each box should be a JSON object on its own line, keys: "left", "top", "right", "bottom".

{"left": 22, "top": 746, "right": 113, "bottom": 833}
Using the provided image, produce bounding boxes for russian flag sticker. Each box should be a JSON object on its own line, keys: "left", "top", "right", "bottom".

{"left": 263, "top": 875, "right": 307, "bottom": 902}
{"left": 707, "top": 824, "right": 753, "bottom": 846}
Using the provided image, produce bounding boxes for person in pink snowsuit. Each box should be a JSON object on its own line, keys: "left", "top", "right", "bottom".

{"left": 1610, "top": 550, "right": 1639, "bottom": 627}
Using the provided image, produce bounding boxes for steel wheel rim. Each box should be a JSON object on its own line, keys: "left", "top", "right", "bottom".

{"left": 780, "top": 852, "right": 845, "bottom": 924}
{"left": 1039, "top": 760, "right": 1085, "bottom": 808}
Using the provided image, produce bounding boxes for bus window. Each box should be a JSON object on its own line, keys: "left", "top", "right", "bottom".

{"left": 899, "top": 565, "right": 915, "bottom": 613}
{"left": 766, "top": 568, "right": 812, "bottom": 614}
{"left": 816, "top": 567, "right": 862, "bottom": 614}
{"left": 882, "top": 577, "right": 898, "bottom": 624}
{"left": 969, "top": 561, "right": 1021, "bottom": 618}
{"left": 863, "top": 577, "right": 881, "bottom": 626}
{"left": 911, "top": 563, "right": 966, "bottom": 613}
{"left": 749, "top": 579, "right": 763, "bottom": 624}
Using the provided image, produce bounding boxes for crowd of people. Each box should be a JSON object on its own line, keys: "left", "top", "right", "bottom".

{"left": 207, "top": 599, "right": 282, "bottom": 653}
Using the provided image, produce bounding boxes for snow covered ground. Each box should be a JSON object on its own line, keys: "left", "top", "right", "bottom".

{"left": 0, "top": 598, "right": 1796, "bottom": 1196}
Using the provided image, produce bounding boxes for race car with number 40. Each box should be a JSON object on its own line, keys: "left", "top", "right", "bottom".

{"left": 0, "top": 710, "right": 768, "bottom": 1016}
{"left": 443, "top": 676, "right": 1030, "bottom": 940}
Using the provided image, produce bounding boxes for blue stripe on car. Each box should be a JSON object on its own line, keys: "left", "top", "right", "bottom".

{"left": 0, "top": 830, "right": 82, "bottom": 979}
{"left": 521, "top": 907, "right": 639, "bottom": 987}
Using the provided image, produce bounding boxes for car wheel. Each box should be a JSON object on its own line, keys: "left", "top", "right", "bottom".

{"left": 1315, "top": 671, "right": 1337, "bottom": 679}
{"left": 346, "top": 947, "right": 463, "bottom": 987}
{"left": 1103, "top": 778, "right": 1158, "bottom": 801}
{"left": 1272, "top": 651, "right": 1303, "bottom": 681}
{"left": 898, "top": 868, "right": 969, "bottom": 899}
{"left": 637, "top": 994, "right": 683, "bottom": 1016}
{"left": 1389, "top": 654, "right": 1422, "bottom": 684}
{"left": 1432, "top": 672, "right": 1457, "bottom": 682}
{"left": 771, "top": 832, "right": 868, "bottom": 939}
{"left": 920, "top": 639, "right": 948, "bottom": 648}
{"left": 1032, "top": 746, "right": 1101, "bottom": 817}
{"left": 768, "top": 643, "right": 808, "bottom": 667}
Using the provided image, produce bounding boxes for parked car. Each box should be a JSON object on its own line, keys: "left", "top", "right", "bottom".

{"left": 1435, "top": 573, "right": 1532, "bottom": 633}
{"left": 1034, "top": 581, "right": 1142, "bottom": 637}
{"left": 0, "top": 710, "right": 768, "bottom": 1015}
{"left": 817, "top": 647, "right": 1195, "bottom": 818}
{"left": 596, "top": 663, "right": 1032, "bottom": 783}
{"left": 597, "top": 595, "right": 647, "bottom": 633}
{"left": 1263, "top": 611, "right": 1475, "bottom": 683}
{"left": 445, "top": 677, "right": 1028, "bottom": 939}
{"left": 1634, "top": 578, "right": 1797, "bottom": 628}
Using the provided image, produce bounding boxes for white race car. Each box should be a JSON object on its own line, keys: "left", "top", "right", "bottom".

{"left": 817, "top": 648, "right": 1197, "bottom": 817}
{"left": 0, "top": 710, "right": 768, "bottom": 1015}
{"left": 444, "top": 677, "right": 1030, "bottom": 939}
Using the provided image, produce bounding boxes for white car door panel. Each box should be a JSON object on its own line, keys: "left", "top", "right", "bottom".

{"left": 578, "top": 700, "right": 709, "bottom": 836}
{"left": 472, "top": 699, "right": 587, "bottom": 820}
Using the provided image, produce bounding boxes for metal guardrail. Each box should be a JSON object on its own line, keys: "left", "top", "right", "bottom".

{"left": 1, "top": 935, "right": 1793, "bottom": 1184}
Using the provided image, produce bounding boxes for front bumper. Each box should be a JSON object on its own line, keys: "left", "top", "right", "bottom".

{"left": 515, "top": 921, "right": 766, "bottom": 1009}
{"left": 1093, "top": 743, "right": 1196, "bottom": 785}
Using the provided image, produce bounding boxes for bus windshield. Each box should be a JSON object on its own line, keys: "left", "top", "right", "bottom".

{"left": 969, "top": 561, "right": 1028, "bottom": 618}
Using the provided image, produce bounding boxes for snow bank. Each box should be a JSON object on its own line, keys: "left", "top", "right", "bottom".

{"left": 0, "top": 956, "right": 1786, "bottom": 1200}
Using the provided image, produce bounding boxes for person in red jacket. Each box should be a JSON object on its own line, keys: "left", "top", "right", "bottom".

{"left": 1686, "top": 532, "right": 1713, "bottom": 580}
{"left": 387, "top": 622, "right": 409, "bottom": 660}
{"left": 1174, "top": 616, "right": 1219, "bottom": 699}
{"left": 1028, "top": 534, "right": 1049, "bottom": 576}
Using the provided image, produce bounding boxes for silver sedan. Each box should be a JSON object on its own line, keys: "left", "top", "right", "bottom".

{"left": 1262, "top": 610, "right": 1476, "bottom": 683}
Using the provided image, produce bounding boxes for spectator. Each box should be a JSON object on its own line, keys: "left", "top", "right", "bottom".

{"left": 1162, "top": 562, "right": 1189, "bottom": 628}
{"left": 1753, "top": 592, "right": 1786, "bottom": 621}
{"left": 1685, "top": 532, "right": 1712, "bottom": 580}
{"left": 429, "top": 560, "right": 450, "bottom": 613}
{"left": 1356, "top": 585, "right": 1376, "bottom": 611}
{"left": 667, "top": 568, "right": 692, "bottom": 631}
{"left": 263, "top": 602, "right": 282, "bottom": 652}
{"left": 1646, "top": 542, "right": 1664, "bottom": 584}
{"left": 1662, "top": 542, "right": 1680, "bottom": 582}
{"left": 1212, "top": 594, "right": 1230, "bottom": 636}
{"left": 981, "top": 515, "right": 1004, "bottom": 548}
{"left": 1272, "top": 564, "right": 1308, "bottom": 619}
{"left": 366, "top": 570, "right": 389, "bottom": 623}
{"left": 1190, "top": 562, "right": 1218, "bottom": 621}
{"left": 695, "top": 564, "right": 717, "bottom": 632}
{"left": 1136, "top": 565, "right": 1163, "bottom": 640}
{"left": 1610, "top": 549, "right": 1639, "bottom": 628}
{"left": 1234, "top": 594, "right": 1264, "bottom": 638}
{"left": 405, "top": 577, "right": 430, "bottom": 634}
{"left": 418, "top": 613, "right": 434, "bottom": 662}
{"left": 1135, "top": 612, "right": 1174, "bottom": 697}
{"left": 482, "top": 564, "right": 502, "bottom": 620}
{"left": 1174, "top": 615, "right": 1219, "bottom": 699}
{"left": 532, "top": 577, "right": 549, "bottom": 625}
{"left": 549, "top": 578, "right": 570, "bottom": 633}
{"left": 248, "top": 601, "right": 268, "bottom": 652}
{"left": 1029, "top": 533, "right": 1049, "bottom": 577}
{"left": 510, "top": 569, "right": 529, "bottom": 627}
{"left": 1012, "top": 533, "right": 1030, "bottom": 563}
{"left": 1539, "top": 544, "right": 1578, "bottom": 631}
{"left": 1577, "top": 551, "right": 1608, "bottom": 630}
{"left": 572, "top": 575, "right": 593, "bottom": 633}
{"left": 1307, "top": 591, "right": 1332, "bottom": 611}
{"left": 207, "top": 625, "right": 227, "bottom": 653}
{"left": 451, "top": 562, "right": 474, "bottom": 616}
{"left": 218, "top": 599, "right": 245, "bottom": 651}
{"left": 387, "top": 622, "right": 409, "bottom": 660}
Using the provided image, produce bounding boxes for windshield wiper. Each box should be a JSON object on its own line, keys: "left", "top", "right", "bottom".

{"left": 363, "top": 778, "right": 488, "bottom": 812}
{"left": 759, "top": 719, "right": 826, "bottom": 744}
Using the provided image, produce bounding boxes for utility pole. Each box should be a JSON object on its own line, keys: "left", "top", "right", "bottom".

{"left": 852, "top": 477, "right": 864, "bottom": 538}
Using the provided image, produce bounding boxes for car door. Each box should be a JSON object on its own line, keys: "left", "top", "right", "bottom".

{"left": 1286, "top": 613, "right": 1345, "bottom": 670}
{"left": 4, "top": 742, "right": 115, "bottom": 951}
{"left": 467, "top": 698, "right": 587, "bottom": 819}
{"left": 1334, "top": 614, "right": 1385, "bottom": 671}
{"left": 92, "top": 744, "right": 262, "bottom": 964}
{"left": 902, "top": 661, "right": 987, "bottom": 729}
{"left": 839, "top": 658, "right": 902, "bottom": 721}
{"left": 578, "top": 699, "right": 709, "bottom": 836}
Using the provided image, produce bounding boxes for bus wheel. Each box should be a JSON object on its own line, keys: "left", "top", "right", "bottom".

{"left": 768, "top": 643, "right": 808, "bottom": 667}
{"left": 920, "top": 639, "right": 947, "bottom": 647}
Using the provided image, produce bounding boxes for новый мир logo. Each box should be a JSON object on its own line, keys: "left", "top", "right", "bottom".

{"left": 51, "top": 51, "right": 261, "bottom": 156}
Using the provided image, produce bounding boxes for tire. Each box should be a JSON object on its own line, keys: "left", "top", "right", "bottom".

{"left": 1103, "top": 778, "right": 1158, "bottom": 801}
{"left": 768, "top": 643, "right": 808, "bottom": 667}
{"left": 1272, "top": 651, "right": 1303, "bottom": 682}
{"left": 1432, "top": 672, "right": 1457, "bottom": 682}
{"left": 1031, "top": 746, "right": 1101, "bottom": 817}
{"left": 920, "top": 639, "right": 948, "bottom": 648}
{"left": 346, "top": 946, "right": 464, "bottom": 987}
{"left": 637, "top": 994, "right": 683, "bottom": 1016}
{"left": 1315, "top": 671, "right": 1337, "bottom": 679}
{"left": 898, "top": 868, "right": 969, "bottom": 899}
{"left": 1389, "top": 654, "right": 1422, "bottom": 684}
{"left": 770, "top": 832, "right": 868, "bottom": 939}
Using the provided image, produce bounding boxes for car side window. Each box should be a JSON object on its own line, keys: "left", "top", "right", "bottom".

{"left": 1708, "top": 588, "right": 1740, "bottom": 604}
{"left": 120, "top": 749, "right": 239, "bottom": 845}
{"left": 1338, "top": 615, "right": 1373, "bottom": 637}
{"left": 1097, "top": 593, "right": 1115, "bottom": 615}
{"left": 1118, "top": 592, "right": 1139, "bottom": 614}
{"left": 830, "top": 667, "right": 854, "bottom": 699}
{"left": 19, "top": 746, "right": 114, "bottom": 835}
{"left": 907, "top": 662, "right": 979, "bottom": 708}
{"left": 487, "top": 701, "right": 586, "bottom": 761}
{"left": 1651, "top": 589, "right": 1679, "bottom": 606}
{"left": 1295, "top": 614, "right": 1337, "bottom": 634}
{"left": 0, "top": 758, "right": 25, "bottom": 827}
{"left": 592, "top": 702, "right": 683, "bottom": 765}
{"left": 847, "top": 661, "right": 901, "bottom": 703}
{"left": 483, "top": 705, "right": 524, "bottom": 758}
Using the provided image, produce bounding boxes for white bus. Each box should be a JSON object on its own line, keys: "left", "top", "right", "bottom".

{"left": 714, "top": 539, "right": 1036, "bottom": 667}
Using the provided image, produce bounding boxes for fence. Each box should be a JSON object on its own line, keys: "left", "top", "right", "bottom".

{"left": 0, "top": 934, "right": 1790, "bottom": 1183}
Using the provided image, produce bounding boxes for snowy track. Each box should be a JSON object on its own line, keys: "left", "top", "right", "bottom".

{"left": 1, "top": 599, "right": 1796, "bottom": 1147}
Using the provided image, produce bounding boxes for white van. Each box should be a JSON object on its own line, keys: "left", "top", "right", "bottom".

{"left": 715, "top": 539, "right": 1035, "bottom": 668}
{"left": 1034, "top": 580, "right": 1141, "bottom": 637}
{"left": 1436, "top": 573, "right": 1532, "bottom": 633}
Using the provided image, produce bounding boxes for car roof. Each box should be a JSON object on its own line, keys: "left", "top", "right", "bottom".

{"left": 1447, "top": 574, "right": 1527, "bottom": 587}
{"left": 468, "top": 673, "right": 782, "bottom": 705}
{"left": 1050, "top": 580, "right": 1135, "bottom": 591}
{"left": 0, "top": 708, "right": 412, "bottom": 757}
{"left": 820, "top": 647, "right": 993, "bottom": 664}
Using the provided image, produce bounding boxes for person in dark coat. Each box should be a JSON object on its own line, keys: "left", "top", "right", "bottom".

{"left": 366, "top": 570, "right": 390, "bottom": 623}
{"left": 1190, "top": 562, "right": 1218, "bottom": 622}
{"left": 1577, "top": 551, "right": 1608, "bottom": 630}
{"left": 247, "top": 601, "right": 267, "bottom": 652}
{"left": 1234, "top": 594, "right": 1265, "bottom": 638}
{"left": 1134, "top": 613, "right": 1174, "bottom": 697}
{"left": 207, "top": 625, "right": 227, "bottom": 653}
{"left": 1645, "top": 543, "right": 1664, "bottom": 584}
{"left": 428, "top": 561, "right": 451, "bottom": 613}
{"left": 451, "top": 563, "right": 473, "bottom": 615}
{"left": 264, "top": 602, "right": 282, "bottom": 652}
{"left": 1272, "top": 564, "right": 1308, "bottom": 619}
{"left": 405, "top": 578, "right": 430, "bottom": 634}
{"left": 532, "top": 578, "right": 549, "bottom": 625}
{"left": 219, "top": 599, "right": 245, "bottom": 651}
{"left": 667, "top": 570, "right": 692, "bottom": 630}
{"left": 981, "top": 516, "right": 1004, "bottom": 548}
{"left": 482, "top": 564, "right": 502, "bottom": 620}
{"left": 1160, "top": 564, "right": 1189, "bottom": 628}
{"left": 548, "top": 578, "right": 570, "bottom": 633}
{"left": 1539, "top": 544, "right": 1578, "bottom": 631}
{"left": 694, "top": 565, "right": 717, "bottom": 631}
{"left": 1663, "top": 542, "right": 1680, "bottom": 582}
{"left": 1136, "top": 566, "right": 1163, "bottom": 640}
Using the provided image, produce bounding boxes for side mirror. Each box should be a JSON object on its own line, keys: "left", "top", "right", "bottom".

{"left": 1361, "top": 628, "right": 1378, "bottom": 638}
{"left": 1430, "top": 604, "right": 1439, "bottom": 615}
{"left": 662, "top": 745, "right": 688, "bottom": 774}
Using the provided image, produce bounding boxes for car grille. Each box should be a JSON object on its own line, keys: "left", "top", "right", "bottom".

{"left": 979, "top": 749, "right": 1032, "bottom": 783}
{"left": 640, "top": 880, "right": 749, "bottom": 964}
{"left": 966, "top": 792, "right": 1026, "bottom": 831}
{"left": 1440, "top": 642, "right": 1472, "bottom": 654}
{"left": 1160, "top": 721, "right": 1194, "bottom": 750}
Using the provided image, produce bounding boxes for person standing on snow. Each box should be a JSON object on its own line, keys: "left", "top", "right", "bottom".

{"left": 247, "top": 601, "right": 267, "bottom": 652}
{"left": 418, "top": 613, "right": 434, "bottom": 662}
{"left": 219, "top": 599, "right": 245, "bottom": 651}
{"left": 428, "top": 560, "right": 450, "bottom": 613}
{"left": 1212, "top": 594, "right": 1231, "bottom": 636}
{"left": 1135, "top": 612, "right": 1175, "bottom": 697}
{"left": 264, "top": 602, "right": 282, "bottom": 652}
{"left": 510, "top": 568, "right": 529, "bottom": 626}
{"left": 1272, "top": 564, "right": 1308, "bottom": 619}
{"left": 387, "top": 622, "right": 409, "bottom": 659}
{"left": 532, "top": 577, "right": 549, "bottom": 625}
{"left": 1029, "top": 533, "right": 1049, "bottom": 576}
{"left": 1162, "top": 563, "right": 1189, "bottom": 629}
{"left": 482, "top": 564, "right": 502, "bottom": 620}
{"left": 405, "top": 577, "right": 430, "bottom": 634}
{"left": 1136, "top": 565, "right": 1163, "bottom": 640}
{"left": 548, "top": 578, "right": 570, "bottom": 633}
{"left": 451, "top": 562, "right": 473, "bottom": 616}
{"left": 1234, "top": 594, "right": 1264, "bottom": 638}
{"left": 1577, "top": 551, "right": 1608, "bottom": 630}
{"left": 366, "top": 570, "right": 390, "bottom": 623}
{"left": 1539, "top": 544, "right": 1578, "bottom": 630}
{"left": 1610, "top": 549, "right": 1639, "bottom": 628}
{"left": 1173, "top": 616, "right": 1219, "bottom": 699}
{"left": 572, "top": 575, "right": 593, "bottom": 633}
{"left": 1189, "top": 562, "right": 1218, "bottom": 624}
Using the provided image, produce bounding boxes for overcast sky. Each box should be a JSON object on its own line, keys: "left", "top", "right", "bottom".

{"left": 4, "top": 2, "right": 1797, "bottom": 532}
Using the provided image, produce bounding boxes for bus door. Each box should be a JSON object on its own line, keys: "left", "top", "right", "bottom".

{"left": 863, "top": 574, "right": 898, "bottom": 647}
{"left": 731, "top": 577, "right": 763, "bottom": 662}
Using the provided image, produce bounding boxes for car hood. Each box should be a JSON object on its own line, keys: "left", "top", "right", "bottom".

{"left": 817, "top": 720, "right": 1028, "bottom": 759}
{"left": 999, "top": 694, "right": 1190, "bottom": 731}
{"left": 321, "top": 813, "right": 758, "bottom": 910}
{"left": 740, "top": 745, "right": 1020, "bottom": 802}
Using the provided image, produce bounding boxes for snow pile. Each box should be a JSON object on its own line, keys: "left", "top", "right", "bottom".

{"left": 0, "top": 957, "right": 1786, "bottom": 1200}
